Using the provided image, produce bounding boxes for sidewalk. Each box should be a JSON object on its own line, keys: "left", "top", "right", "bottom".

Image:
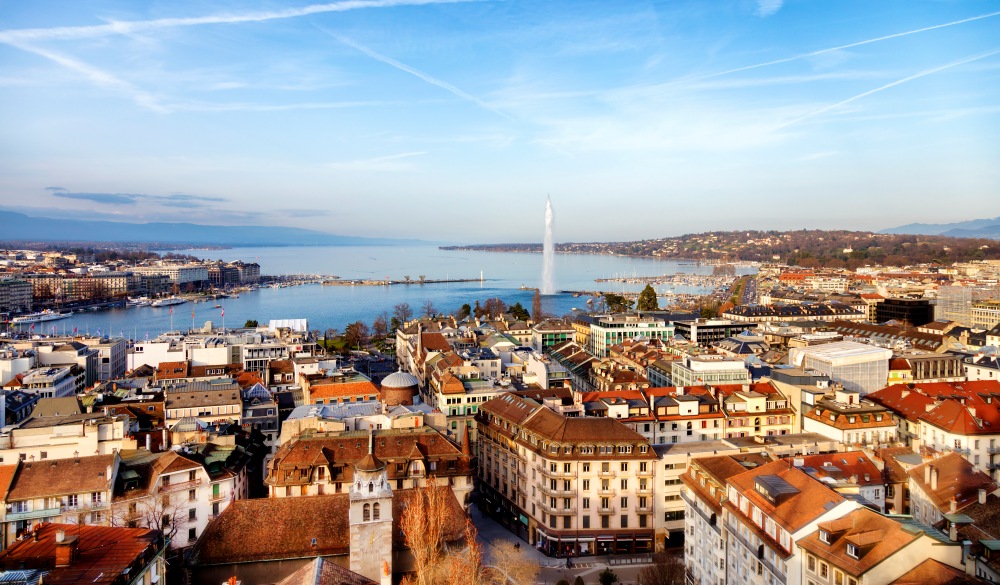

{"left": 472, "top": 510, "right": 655, "bottom": 577}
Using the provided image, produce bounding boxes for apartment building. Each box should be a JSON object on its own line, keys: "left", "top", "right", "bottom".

{"left": 589, "top": 314, "right": 674, "bottom": 357}
{"left": 800, "top": 388, "right": 897, "bottom": 446}
{"left": 671, "top": 354, "right": 751, "bottom": 387}
{"left": 691, "top": 458, "right": 859, "bottom": 585}
{"left": 797, "top": 507, "right": 965, "bottom": 585}
{"left": 162, "top": 379, "right": 243, "bottom": 428}
{"left": 477, "top": 393, "right": 657, "bottom": 557}
{"left": 2, "top": 454, "right": 117, "bottom": 545}
{"left": 0, "top": 412, "right": 135, "bottom": 463}
{"left": 265, "top": 427, "right": 473, "bottom": 505}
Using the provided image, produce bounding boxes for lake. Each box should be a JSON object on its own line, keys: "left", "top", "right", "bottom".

{"left": 33, "top": 245, "right": 755, "bottom": 337}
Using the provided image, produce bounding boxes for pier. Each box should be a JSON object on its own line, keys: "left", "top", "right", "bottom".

{"left": 322, "top": 277, "right": 483, "bottom": 286}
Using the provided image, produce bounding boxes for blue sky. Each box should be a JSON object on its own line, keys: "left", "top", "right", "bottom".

{"left": 0, "top": 0, "right": 998, "bottom": 243}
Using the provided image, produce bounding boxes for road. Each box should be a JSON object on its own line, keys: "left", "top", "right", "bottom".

{"left": 472, "top": 509, "right": 659, "bottom": 584}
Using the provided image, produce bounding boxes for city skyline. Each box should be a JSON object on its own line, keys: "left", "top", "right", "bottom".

{"left": 1, "top": 0, "right": 998, "bottom": 243}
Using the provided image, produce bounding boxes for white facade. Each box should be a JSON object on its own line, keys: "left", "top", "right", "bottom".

{"left": 671, "top": 355, "right": 751, "bottom": 387}
{"left": 788, "top": 342, "right": 892, "bottom": 396}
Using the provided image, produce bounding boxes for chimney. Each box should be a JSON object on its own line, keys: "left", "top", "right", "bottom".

{"left": 146, "top": 434, "right": 152, "bottom": 451}
{"left": 949, "top": 521, "right": 958, "bottom": 542}
{"left": 931, "top": 467, "right": 939, "bottom": 491}
{"left": 54, "top": 531, "right": 79, "bottom": 568}
{"left": 980, "top": 489, "right": 987, "bottom": 505}
{"left": 924, "top": 464, "right": 932, "bottom": 485}
{"left": 162, "top": 428, "right": 169, "bottom": 450}
{"left": 950, "top": 498, "right": 957, "bottom": 514}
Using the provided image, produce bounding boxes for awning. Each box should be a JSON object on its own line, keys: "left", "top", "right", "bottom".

{"left": 597, "top": 536, "right": 615, "bottom": 541}
{"left": 577, "top": 537, "right": 596, "bottom": 542}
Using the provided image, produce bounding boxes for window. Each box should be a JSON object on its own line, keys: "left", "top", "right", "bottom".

{"left": 583, "top": 498, "right": 590, "bottom": 509}
{"left": 846, "top": 543, "right": 859, "bottom": 559}
{"left": 834, "top": 570, "right": 844, "bottom": 585}
{"left": 582, "top": 480, "right": 590, "bottom": 491}
{"left": 601, "top": 515, "right": 609, "bottom": 528}
{"left": 820, "top": 563, "right": 828, "bottom": 578}
{"left": 373, "top": 503, "right": 380, "bottom": 520}
{"left": 819, "top": 529, "right": 830, "bottom": 544}
{"left": 92, "top": 492, "right": 103, "bottom": 505}
{"left": 807, "top": 556, "right": 816, "bottom": 572}
{"left": 620, "top": 497, "right": 628, "bottom": 509}
{"left": 188, "top": 489, "right": 196, "bottom": 502}
{"left": 364, "top": 503, "right": 371, "bottom": 521}
{"left": 583, "top": 516, "right": 590, "bottom": 529}
{"left": 188, "top": 508, "right": 196, "bottom": 521}
{"left": 188, "top": 527, "right": 197, "bottom": 542}
{"left": 621, "top": 462, "right": 629, "bottom": 472}
{"left": 67, "top": 495, "right": 78, "bottom": 509}
{"left": 621, "top": 515, "right": 628, "bottom": 528}
{"left": 582, "top": 463, "right": 590, "bottom": 473}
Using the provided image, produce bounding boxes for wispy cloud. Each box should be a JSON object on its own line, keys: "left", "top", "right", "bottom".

{"left": 326, "top": 151, "right": 426, "bottom": 171}
{"left": 321, "top": 29, "right": 512, "bottom": 120}
{"left": 776, "top": 47, "right": 1000, "bottom": 129}
{"left": 702, "top": 9, "right": 1000, "bottom": 79}
{"left": 5, "top": 40, "right": 169, "bottom": 112}
{"left": 0, "top": 0, "right": 483, "bottom": 43}
{"left": 755, "top": 0, "right": 783, "bottom": 18}
{"left": 51, "top": 190, "right": 227, "bottom": 207}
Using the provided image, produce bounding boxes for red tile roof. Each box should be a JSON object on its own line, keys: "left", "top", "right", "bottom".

{"left": 798, "top": 508, "right": 919, "bottom": 577}
{"left": 907, "top": 452, "right": 997, "bottom": 513}
{"left": 728, "top": 459, "right": 845, "bottom": 533}
{"left": 0, "top": 523, "right": 163, "bottom": 585}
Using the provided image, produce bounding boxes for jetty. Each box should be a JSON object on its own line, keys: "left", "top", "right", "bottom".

{"left": 322, "top": 277, "right": 483, "bottom": 287}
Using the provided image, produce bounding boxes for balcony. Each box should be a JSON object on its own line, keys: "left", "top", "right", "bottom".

{"left": 636, "top": 485, "right": 653, "bottom": 495}
{"left": 539, "top": 484, "right": 574, "bottom": 498}
{"left": 209, "top": 491, "right": 228, "bottom": 502}
{"left": 637, "top": 467, "right": 654, "bottom": 477}
{"left": 636, "top": 504, "right": 654, "bottom": 514}
{"left": 988, "top": 446, "right": 1000, "bottom": 454}
{"left": 537, "top": 465, "right": 573, "bottom": 479}
{"left": 597, "top": 468, "right": 616, "bottom": 478}
{"left": 597, "top": 505, "right": 617, "bottom": 515}
{"left": 159, "top": 478, "right": 202, "bottom": 493}
{"left": 597, "top": 487, "right": 616, "bottom": 497}
{"left": 539, "top": 501, "right": 575, "bottom": 515}
{"left": 6, "top": 506, "right": 63, "bottom": 522}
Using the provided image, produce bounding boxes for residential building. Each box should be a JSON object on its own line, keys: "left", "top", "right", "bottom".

{"left": 19, "top": 366, "right": 81, "bottom": 398}
{"left": 673, "top": 319, "right": 746, "bottom": 347}
{"left": 266, "top": 427, "right": 473, "bottom": 505}
{"left": 800, "top": 388, "right": 896, "bottom": 446}
{"left": 2, "top": 454, "right": 117, "bottom": 544}
{"left": 793, "top": 452, "right": 887, "bottom": 512}
{"left": 589, "top": 314, "right": 674, "bottom": 357}
{"left": 906, "top": 453, "right": 997, "bottom": 528}
{"left": 0, "top": 412, "right": 135, "bottom": 463}
{"left": 530, "top": 319, "right": 575, "bottom": 353}
{"left": 797, "top": 507, "right": 965, "bottom": 585}
{"left": 0, "top": 523, "right": 166, "bottom": 585}
{"left": 716, "top": 459, "right": 857, "bottom": 585}
{"left": 477, "top": 393, "right": 657, "bottom": 556}
{"left": 162, "top": 379, "right": 243, "bottom": 428}
{"left": 789, "top": 342, "right": 893, "bottom": 396}
{"left": 875, "top": 298, "right": 935, "bottom": 327}
{"left": 972, "top": 300, "right": 1000, "bottom": 329}
{"left": 723, "top": 303, "right": 865, "bottom": 324}
{"left": 671, "top": 354, "right": 751, "bottom": 387}
{"left": 0, "top": 279, "right": 32, "bottom": 314}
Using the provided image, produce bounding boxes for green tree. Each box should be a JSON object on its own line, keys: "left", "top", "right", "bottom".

{"left": 457, "top": 303, "right": 472, "bottom": 319}
{"left": 509, "top": 302, "right": 530, "bottom": 321}
{"left": 244, "top": 319, "right": 259, "bottom": 328}
{"left": 603, "top": 293, "right": 634, "bottom": 313}
{"left": 598, "top": 568, "right": 619, "bottom": 585}
{"left": 637, "top": 284, "right": 658, "bottom": 311}
{"left": 344, "top": 321, "right": 370, "bottom": 350}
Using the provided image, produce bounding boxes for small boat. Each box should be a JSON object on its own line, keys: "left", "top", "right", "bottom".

{"left": 214, "top": 304, "right": 221, "bottom": 308}
{"left": 151, "top": 297, "right": 187, "bottom": 307}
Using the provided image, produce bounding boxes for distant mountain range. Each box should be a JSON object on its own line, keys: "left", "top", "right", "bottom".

{"left": 0, "top": 211, "right": 423, "bottom": 247}
{"left": 881, "top": 215, "right": 1000, "bottom": 238}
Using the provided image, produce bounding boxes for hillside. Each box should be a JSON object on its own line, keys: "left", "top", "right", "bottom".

{"left": 881, "top": 215, "right": 1000, "bottom": 237}
{"left": 0, "top": 211, "right": 423, "bottom": 247}
{"left": 443, "top": 230, "right": 1000, "bottom": 268}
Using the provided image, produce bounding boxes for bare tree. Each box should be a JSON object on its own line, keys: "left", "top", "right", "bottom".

{"left": 400, "top": 485, "right": 450, "bottom": 585}
{"left": 531, "top": 290, "right": 543, "bottom": 323}
{"left": 636, "top": 552, "right": 685, "bottom": 585}
{"left": 447, "top": 519, "right": 490, "bottom": 585}
{"left": 422, "top": 300, "right": 437, "bottom": 318}
{"left": 482, "top": 298, "right": 506, "bottom": 319}
{"left": 344, "top": 321, "right": 370, "bottom": 350}
{"left": 372, "top": 314, "right": 389, "bottom": 340}
{"left": 419, "top": 275, "right": 426, "bottom": 283}
{"left": 488, "top": 540, "right": 540, "bottom": 585}
{"left": 394, "top": 302, "right": 414, "bottom": 325}
{"left": 111, "top": 492, "right": 184, "bottom": 544}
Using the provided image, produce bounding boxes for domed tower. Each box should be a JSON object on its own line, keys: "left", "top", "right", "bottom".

{"left": 349, "top": 432, "right": 393, "bottom": 585}
{"left": 380, "top": 371, "right": 419, "bottom": 407}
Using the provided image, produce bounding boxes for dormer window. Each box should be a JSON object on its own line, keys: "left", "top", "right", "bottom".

{"left": 846, "top": 543, "right": 859, "bottom": 559}
{"left": 819, "top": 529, "right": 830, "bottom": 544}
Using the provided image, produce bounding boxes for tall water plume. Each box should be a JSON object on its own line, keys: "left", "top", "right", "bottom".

{"left": 541, "top": 197, "right": 555, "bottom": 294}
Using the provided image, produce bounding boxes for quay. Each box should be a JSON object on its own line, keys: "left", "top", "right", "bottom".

{"left": 322, "top": 277, "right": 483, "bottom": 286}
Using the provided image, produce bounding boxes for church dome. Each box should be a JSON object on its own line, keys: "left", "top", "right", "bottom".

{"left": 381, "top": 371, "right": 419, "bottom": 388}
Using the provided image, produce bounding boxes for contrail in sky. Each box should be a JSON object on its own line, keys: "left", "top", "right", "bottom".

{"left": 776, "top": 47, "right": 1000, "bottom": 129}
{"left": 325, "top": 29, "right": 513, "bottom": 120}
{"left": 702, "top": 9, "right": 1000, "bottom": 79}
{"left": 0, "top": 0, "right": 478, "bottom": 43}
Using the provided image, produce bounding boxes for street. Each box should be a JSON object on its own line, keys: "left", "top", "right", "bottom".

{"left": 472, "top": 509, "right": 659, "bottom": 585}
